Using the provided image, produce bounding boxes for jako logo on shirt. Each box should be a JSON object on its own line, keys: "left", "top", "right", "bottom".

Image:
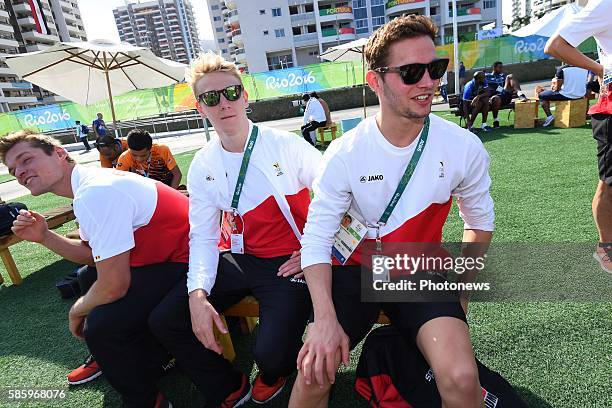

{"left": 360, "top": 174, "right": 384, "bottom": 183}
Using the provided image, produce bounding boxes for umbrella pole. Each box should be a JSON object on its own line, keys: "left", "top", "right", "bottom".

{"left": 362, "top": 50, "right": 366, "bottom": 118}
{"left": 103, "top": 52, "right": 119, "bottom": 137}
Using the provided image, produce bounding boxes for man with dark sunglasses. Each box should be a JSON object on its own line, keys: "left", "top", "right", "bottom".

{"left": 148, "top": 52, "right": 321, "bottom": 407}
{"left": 290, "top": 15, "right": 494, "bottom": 408}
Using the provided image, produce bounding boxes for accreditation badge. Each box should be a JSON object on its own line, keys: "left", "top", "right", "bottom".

{"left": 230, "top": 233, "right": 244, "bottom": 254}
{"left": 331, "top": 211, "right": 367, "bottom": 264}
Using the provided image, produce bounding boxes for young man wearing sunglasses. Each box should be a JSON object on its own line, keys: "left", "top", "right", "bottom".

{"left": 148, "top": 52, "right": 321, "bottom": 407}
{"left": 290, "top": 15, "right": 494, "bottom": 408}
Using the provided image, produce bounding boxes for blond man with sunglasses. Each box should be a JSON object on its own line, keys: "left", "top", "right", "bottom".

{"left": 290, "top": 16, "right": 494, "bottom": 407}
{"left": 148, "top": 52, "right": 321, "bottom": 407}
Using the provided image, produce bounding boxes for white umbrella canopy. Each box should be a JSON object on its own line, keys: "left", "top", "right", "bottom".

{"left": 320, "top": 37, "right": 369, "bottom": 117}
{"left": 5, "top": 39, "right": 186, "bottom": 129}
{"left": 512, "top": 3, "right": 583, "bottom": 38}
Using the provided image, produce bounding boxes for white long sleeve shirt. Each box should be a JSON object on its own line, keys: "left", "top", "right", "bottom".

{"left": 303, "top": 98, "right": 327, "bottom": 124}
{"left": 301, "top": 114, "right": 495, "bottom": 268}
{"left": 187, "top": 121, "right": 322, "bottom": 294}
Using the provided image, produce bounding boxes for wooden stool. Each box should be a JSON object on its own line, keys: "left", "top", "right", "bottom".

{"left": 316, "top": 122, "right": 338, "bottom": 143}
{"left": 514, "top": 100, "right": 538, "bottom": 129}
{"left": 554, "top": 98, "right": 587, "bottom": 128}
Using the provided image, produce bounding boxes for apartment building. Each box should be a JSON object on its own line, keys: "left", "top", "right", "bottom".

{"left": 113, "top": 0, "right": 200, "bottom": 65}
{"left": 0, "top": 0, "right": 87, "bottom": 112}
{"left": 207, "top": 0, "right": 502, "bottom": 73}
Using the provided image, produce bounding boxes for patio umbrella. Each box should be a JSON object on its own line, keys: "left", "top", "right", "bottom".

{"left": 320, "top": 37, "right": 369, "bottom": 118}
{"left": 5, "top": 39, "right": 186, "bottom": 131}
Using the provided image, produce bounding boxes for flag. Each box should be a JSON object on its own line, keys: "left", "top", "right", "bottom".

{"left": 28, "top": 0, "right": 50, "bottom": 35}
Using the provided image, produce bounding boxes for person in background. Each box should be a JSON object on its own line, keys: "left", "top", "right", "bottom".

{"left": 537, "top": 64, "right": 588, "bottom": 127}
{"left": 300, "top": 93, "right": 327, "bottom": 146}
{"left": 96, "top": 135, "right": 128, "bottom": 168}
{"left": 439, "top": 70, "right": 448, "bottom": 103}
{"left": 116, "top": 129, "right": 182, "bottom": 189}
{"left": 75, "top": 121, "right": 90, "bottom": 152}
{"left": 463, "top": 71, "right": 491, "bottom": 133}
{"left": 545, "top": 0, "right": 612, "bottom": 272}
{"left": 486, "top": 61, "right": 528, "bottom": 128}
{"left": 92, "top": 113, "right": 107, "bottom": 137}
{"left": 459, "top": 61, "right": 466, "bottom": 92}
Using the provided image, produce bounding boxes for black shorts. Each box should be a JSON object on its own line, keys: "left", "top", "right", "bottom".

{"left": 592, "top": 114, "right": 612, "bottom": 185}
{"left": 538, "top": 90, "right": 573, "bottom": 101}
{"left": 322, "top": 265, "right": 467, "bottom": 348}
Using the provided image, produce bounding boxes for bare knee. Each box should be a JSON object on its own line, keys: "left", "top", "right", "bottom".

{"left": 289, "top": 372, "right": 332, "bottom": 408}
{"left": 436, "top": 365, "right": 480, "bottom": 402}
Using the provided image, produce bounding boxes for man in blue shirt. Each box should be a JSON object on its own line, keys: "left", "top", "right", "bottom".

{"left": 486, "top": 61, "right": 527, "bottom": 127}
{"left": 92, "top": 112, "right": 107, "bottom": 137}
{"left": 463, "top": 71, "right": 490, "bottom": 133}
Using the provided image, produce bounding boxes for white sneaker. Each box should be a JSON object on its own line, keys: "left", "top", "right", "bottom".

{"left": 543, "top": 115, "right": 555, "bottom": 127}
{"left": 593, "top": 244, "right": 612, "bottom": 273}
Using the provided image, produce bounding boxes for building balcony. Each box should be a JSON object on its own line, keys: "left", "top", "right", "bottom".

{"left": 64, "top": 13, "right": 78, "bottom": 23}
{"left": 228, "top": 13, "right": 239, "bottom": 25}
{"left": 235, "top": 49, "right": 246, "bottom": 62}
{"left": 320, "top": 27, "right": 356, "bottom": 43}
{"left": 319, "top": 6, "right": 354, "bottom": 23}
{"left": 12, "top": 3, "right": 31, "bottom": 13}
{"left": 290, "top": 11, "right": 315, "bottom": 24}
{"left": 4, "top": 95, "right": 39, "bottom": 104}
{"left": 21, "top": 30, "right": 59, "bottom": 44}
{"left": 0, "top": 9, "right": 9, "bottom": 18}
{"left": 0, "top": 20, "right": 13, "bottom": 31}
{"left": 232, "top": 33, "right": 243, "bottom": 46}
{"left": 0, "top": 81, "right": 32, "bottom": 89}
{"left": 0, "top": 37, "right": 19, "bottom": 47}
{"left": 385, "top": 0, "right": 428, "bottom": 17}
{"left": 448, "top": 7, "right": 482, "bottom": 23}
{"left": 26, "top": 43, "right": 51, "bottom": 52}
{"left": 0, "top": 67, "right": 15, "bottom": 75}
{"left": 293, "top": 32, "right": 318, "bottom": 46}
{"left": 224, "top": 0, "right": 237, "bottom": 10}
{"left": 41, "top": 94, "right": 67, "bottom": 104}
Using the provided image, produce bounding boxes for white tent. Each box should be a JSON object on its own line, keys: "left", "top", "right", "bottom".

{"left": 512, "top": 3, "right": 583, "bottom": 38}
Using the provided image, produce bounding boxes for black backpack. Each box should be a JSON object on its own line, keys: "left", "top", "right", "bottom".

{"left": 81, "top": 124, "right": 89, "bottom": 134}
{"left": 0, "top": 202, "right": 27, "bottom": 236}
{"left": 355, "top": 325, "right": 528, "bottom": 408}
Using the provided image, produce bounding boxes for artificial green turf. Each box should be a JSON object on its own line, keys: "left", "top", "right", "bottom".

{"left": 1, "top": 116, "right": 611, "bottom": 408}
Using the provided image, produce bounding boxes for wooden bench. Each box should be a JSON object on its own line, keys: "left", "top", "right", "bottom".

{"left": 215, "top": 295, "right": 390, "bottom": 361}
{"left": 0, "top": 204, "right": 75, "bottom": 285}
{"left": 316, "top": 122, "right": 338, "bottom": 144}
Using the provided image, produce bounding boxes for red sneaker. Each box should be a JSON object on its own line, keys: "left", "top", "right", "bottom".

{"left": 154, "top": 392, "right": 172, "bottom": 408}
{"left": 221, "top": 373, "right": 252, "bottom": 408}
{"left": 67, "top": 354, "right": 102, "bottom": 385}
{"left": 251, "top": 375, "right": 286, "bottom": 404}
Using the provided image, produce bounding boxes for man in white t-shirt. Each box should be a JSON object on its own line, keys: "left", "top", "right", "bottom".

{"left": 289, "top": 15, "right": 494, "bottom": 408}
{"left": 300, "top": 93, "right": 327, "bottom": 145}
{"left": 537, "top": 65, "right": 588, "bottom": 126}
{"left": 0, "top": 130, "right": 190, "bottom": 408}
{"left": 545, "top": 0, "right": 612, "bottom": 272}
{"left": 148, "top": 52, "right": 322, "bottom": 407}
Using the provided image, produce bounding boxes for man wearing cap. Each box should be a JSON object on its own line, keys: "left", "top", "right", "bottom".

{"left": 96, "top": 135, "right": 128, "bottom": 168}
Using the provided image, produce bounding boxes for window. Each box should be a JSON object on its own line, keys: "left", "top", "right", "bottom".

{"left": 218, "top": 38, "right": 225, "bottom": 43}
{"left": 372, "top": 16, "right": 385, "bottom": 29}
{"left": 289, "top": 5, "right": 298, "bottom": 15}
{"left": 263, "top": 30, "right": 269, "bottom": 35}
{"left": 210, "top": 4, "right": 219, "bottom": 10}
{"left": 292, "top": 26, "right": 301, "bottom": 35}
{"left": 305, "top": 4, "right": 314, "bottom": 12}
{"left": 213, "top": 16, "right": 221, "bottom": 21}
{"left": 354, "top": 8, "right": 367, "bottom": 19}
{"left": 371, "top": 5, "right": 384, "bottom": 17}
{"left": 275, "top": 28, "right": 285, "bottom": 37}
{"left": 259, "top": 9, "right": 266, "bottom": 15}
{"left": 267, "top": 53, "right": 294, "bottom": 70}
{"left": 307, "top": 24, "right": 316, "bottom": 33}
{"left": 222, "top": 49, "right": 228, "bottom": 53}
{"left": 272, "top": 7, "right": 282, "bottom": 17}
{"left": 353, "top": 0, "right": 366, "bottom": 7}
{"left": 370, "top": 0, "right": 384, "bottom": 4}
{"left": 215, "top": 27, "right": 223, "bottom": 32}
{"left": 483, "top": 0, "right": 496, "bottom": 8}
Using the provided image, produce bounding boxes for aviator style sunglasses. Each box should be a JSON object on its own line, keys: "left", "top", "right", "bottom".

{"left": 374, "top": 58, "right": 450, "bottom": 85}
{"left": 197, "top": 84, "right": 243, "bottom": 107}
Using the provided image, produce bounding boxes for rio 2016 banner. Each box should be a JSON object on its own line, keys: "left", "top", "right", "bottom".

{"left": 0, "top": 35, "right": 598, "bottom": 136}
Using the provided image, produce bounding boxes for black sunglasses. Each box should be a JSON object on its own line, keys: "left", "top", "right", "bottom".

{"left": 197, "top": 84, "right": 243, "bottom": 107}
{"left": 374, "top": 58, "right": 449, "bottom": 85}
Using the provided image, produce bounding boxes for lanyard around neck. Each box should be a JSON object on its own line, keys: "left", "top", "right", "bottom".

{"left": 230, "top": 125, "right": 259, "bottom": 212}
